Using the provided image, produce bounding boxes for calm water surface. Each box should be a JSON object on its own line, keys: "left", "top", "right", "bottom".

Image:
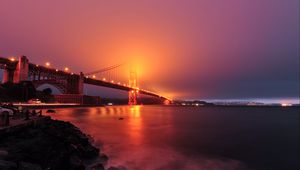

{"left": 45, "top": 106, "right": 299, "bottom": 170}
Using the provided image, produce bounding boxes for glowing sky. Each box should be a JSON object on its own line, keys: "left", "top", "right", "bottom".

{"left": 0, "top": 0, "right": 299, "bottom": 100}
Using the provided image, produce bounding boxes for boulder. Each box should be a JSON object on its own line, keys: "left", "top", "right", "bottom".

{"left": 108, "top": 165, "right": 127, "bottom": 170}
{"left": 0, "top": 160, "right": 17, "bottom": 170}
{"left": 19, "top": 162, "right": 42, "bottom": 170}
{"left": 90, "top": 163, "right": 105, "bottom": 170}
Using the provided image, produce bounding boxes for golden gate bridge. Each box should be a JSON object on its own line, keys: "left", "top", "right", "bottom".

{"left": 0, "top": 56, "right": 171, "bottom": 105}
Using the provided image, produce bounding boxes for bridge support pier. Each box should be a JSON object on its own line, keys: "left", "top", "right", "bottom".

{"left": 78, "top": 72, "right": 84, "bottom": 95}
{"left": 2, "top": 69, "right": 14, "bottom": 83}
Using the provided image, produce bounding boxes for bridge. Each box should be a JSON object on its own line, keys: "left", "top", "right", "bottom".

{"left": 0, "top": 56, "right": 171, "bottom": 105}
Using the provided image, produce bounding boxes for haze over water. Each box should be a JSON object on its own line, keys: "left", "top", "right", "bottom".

{"left": 46, "top": 106, "right": 300, "bottom": 170}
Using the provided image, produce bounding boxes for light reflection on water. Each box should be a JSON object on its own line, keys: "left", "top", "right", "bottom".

{"left": 45, "top": 106, "right": 300, "bottom": 170}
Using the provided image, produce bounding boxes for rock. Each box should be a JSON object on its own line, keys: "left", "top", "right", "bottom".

{"left": 0, "top": 149, "right": 8, "bottom": 158}
{"left": 108, "top": 165, "right": 127, "bottom": 170}
{"left": 90, "top": 163, "right": 105, "bottom": 170}
{"left": 0, "top": 160, "right": 17, "bottom": 170}
{"left": 0, "top": 118, "right": 100, "bottom": 170}
{"left": 19, "top": 162, "right": 42, "bottom": 170}
{"left": 46, "top": 109, "right": 56, "bottom": 113}
{"left": 69, "top": 155, "right": 85, "bottom": 170}
{"left": 99, "top": 154, "right": 109, "bottom": 165}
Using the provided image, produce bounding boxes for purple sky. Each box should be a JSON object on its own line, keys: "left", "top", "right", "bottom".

{"left": 0, "top": 0, "right": 299, "bottom": 100}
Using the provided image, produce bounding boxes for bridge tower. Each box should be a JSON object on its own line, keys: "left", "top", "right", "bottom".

{"left": 128, "top": 69, "right": 138, "bottom": 105}
{"left": 13, "top": 56, "right": 29, "bottom": 83}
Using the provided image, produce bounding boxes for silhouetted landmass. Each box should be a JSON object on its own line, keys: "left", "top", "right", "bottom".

{"left": 172, "top": 100, "right": 215, "bottom": 106}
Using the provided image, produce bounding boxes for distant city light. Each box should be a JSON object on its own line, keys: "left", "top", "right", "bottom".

{"left": 92, "top": 75, "right": 96, "bottom": 78}
{"left": 102, "top": 78, "right": 106, "bottom": 81}
{"left": 55, "top": 69, "right": 58, "bottom": 72}
{"left": 281, "top": 103, "right": 292, "bottom": 107}
{"left": 9, "top": 57, "right": 15, "bottom": 61}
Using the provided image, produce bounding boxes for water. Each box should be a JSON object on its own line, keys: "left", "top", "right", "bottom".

{"left": 45, "top": 106, "right": 300, "bottom": 170}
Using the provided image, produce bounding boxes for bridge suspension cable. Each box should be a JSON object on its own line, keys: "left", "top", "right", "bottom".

{"left": 84, "top": 63, "right": 125, "bottom": 76}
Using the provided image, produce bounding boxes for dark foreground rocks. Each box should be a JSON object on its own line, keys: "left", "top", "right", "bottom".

{"left": 0, "top": 117, "right": 101, "bottom": 170}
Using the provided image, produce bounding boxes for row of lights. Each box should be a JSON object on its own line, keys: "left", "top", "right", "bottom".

{"left": 39, "top": 61, "right": 73, "bottom": 75}
{"left": 10, "top": 57, "right": 73, "bottom": 74}
{"left": 85, "top": 74, "right": 144, "bottom": 92}
{"left": 86, "top": 75, "right": 126, "bottom": 86}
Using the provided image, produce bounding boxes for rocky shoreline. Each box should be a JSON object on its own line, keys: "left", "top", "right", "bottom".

{"left": 0, "top": 116, "right": 106, "bottom": 170}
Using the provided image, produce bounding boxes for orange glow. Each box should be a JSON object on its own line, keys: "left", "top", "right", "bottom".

{"left": 128, "top": 105, "right": 142, "bottom": 145}
{"left": 92, "top": 75, "right": 96, "bottom": 78}
{"left": 64, "top": 67, "right": 69, "bottom": 72}
{"left": 9, "top": 57, "right": 15, "bottom": 62}
{"left": 102, "top": 78, "right": 106, "bottom": 81}
{"left": 164, "top": 100, "right": 171, "bottom": 105}
{"left": 45, "top": 62, "right": 50, "bottom": 67}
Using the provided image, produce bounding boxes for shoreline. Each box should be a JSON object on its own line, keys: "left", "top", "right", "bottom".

{"left": 17, "top": 104, "right": 300, "bottom": 110}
